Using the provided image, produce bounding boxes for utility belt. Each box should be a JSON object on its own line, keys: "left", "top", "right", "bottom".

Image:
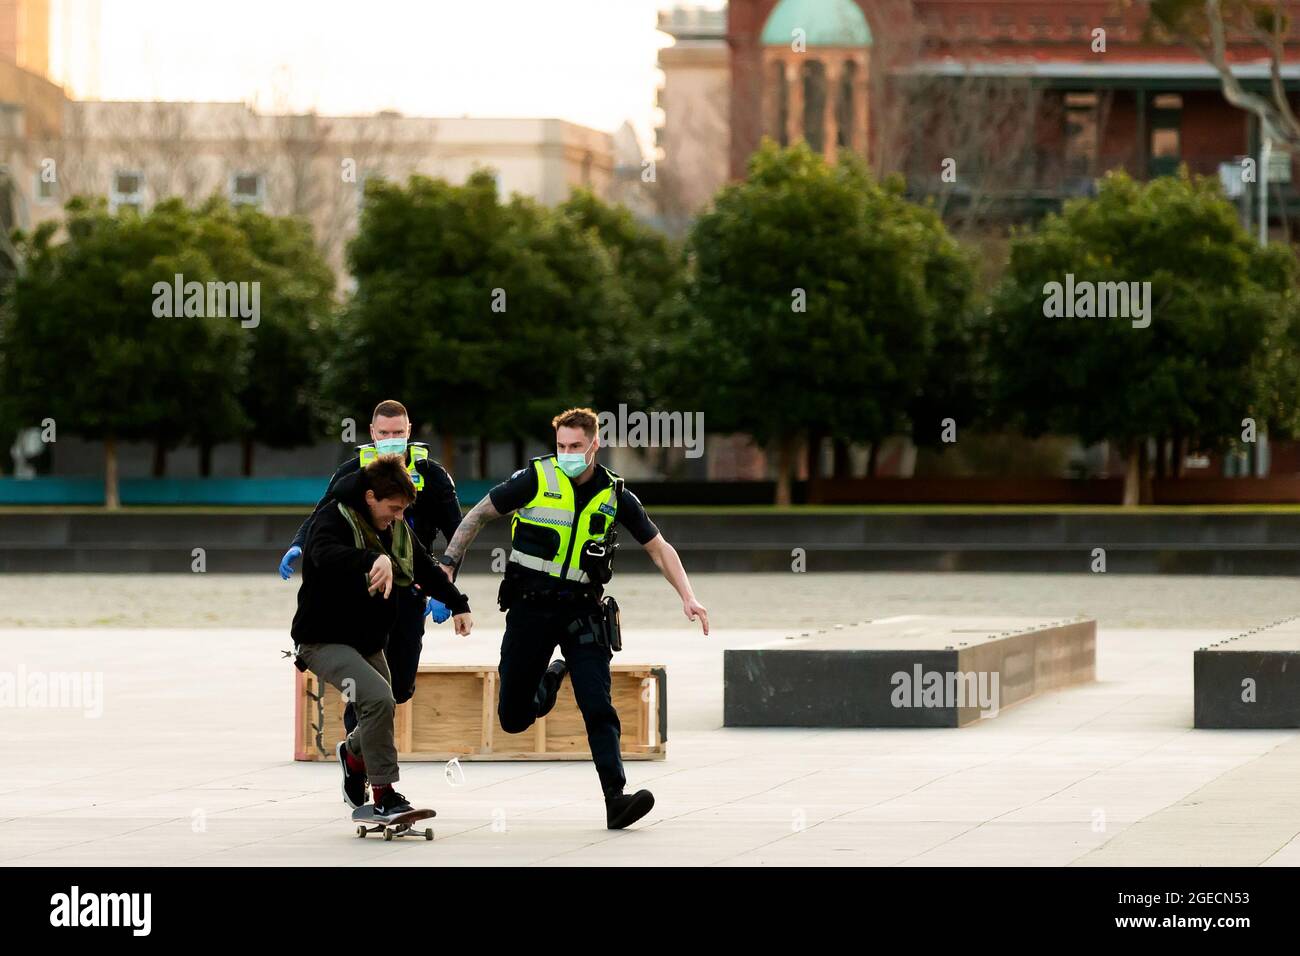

{"left": 498, "top": 574, "right": 599, "bottom": 610}
{"left": 568, "top": 595, "right": 622, "bottom": 652}
{"left": 497, "top": 577, "right": 622, "bottom": 652}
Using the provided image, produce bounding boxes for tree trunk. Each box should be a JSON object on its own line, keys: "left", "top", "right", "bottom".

{"left": 1139, "top": 439, "right": 1153, "bottom": 504}
{"left": 241, "top": 436, "right": 254, "bottom": 477}
{"left": 512, "top": 437, "right": 525, "bottom": 471}
{"left": 832, "top": 439, "right": 851, "bottom": 478}
{"left": 805, "top": 429, "right": 824, "bottom": 480}
{"left": 151, "top": 441, "right": 166, "bottom": 477}
{"left": 867, "top": 442, "right": 879, "bottom": 478}
{"left": 199, "top": 443, "right": 213, "bottom": 478}
{"left": 1122, "top": 441, "right": 1150, "bottom": 507}
{"left": 774, "top": 435, "right": 797, "bottom": 506}
{"left": 441, "top": 434, "right": 456, "bottom": 474}
{"left": 104, "top": 436, "right": 120, "bottom": 510}
{"left": 477, "top": 436, "right": 489, "bottom": 481}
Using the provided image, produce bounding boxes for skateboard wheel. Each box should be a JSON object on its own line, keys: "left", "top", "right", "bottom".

{"left": 383, "top": 828, "right": 394, "bottom": 841}
{"left": 423, "top": 828, "right": 433, "bottom": 840}
{"left": 356, "top": 826, "right": 366, "bottom": 838}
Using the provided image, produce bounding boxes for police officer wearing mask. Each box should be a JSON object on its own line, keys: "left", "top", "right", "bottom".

{"left": 279, "top": 399, "right": 463, "bottom": 734}
{"left": 439, "top": 407, "right": 709, "bottom": 830}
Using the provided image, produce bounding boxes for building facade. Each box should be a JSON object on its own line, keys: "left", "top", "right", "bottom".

{"left": 655, "top": 0, "right": 1300, "bottom": 224}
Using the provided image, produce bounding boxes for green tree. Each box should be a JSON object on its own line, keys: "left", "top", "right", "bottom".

{"left": 557, "top": 188, "right": 685, "bottom": 415}
{"left": 984, "top": 169, "right": 1296, "bottom": 505}
{"left": 679, "top": 140, "right": 973, "bottom": 502}
{"left": 1, "top": 197, "right": 249, "bottom": 505}
{"left": 221, "top": 201, "right": 337, "bottom": 475}
{"left": 332, "top": 171, "right": 631, "bottom": 475}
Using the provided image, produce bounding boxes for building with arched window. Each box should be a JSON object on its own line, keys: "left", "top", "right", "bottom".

{"left": 652, "top": 0, "right": 1300, "bottom": 225}
{"left": 759, "top": 0, "right": 870, "bottom": 159}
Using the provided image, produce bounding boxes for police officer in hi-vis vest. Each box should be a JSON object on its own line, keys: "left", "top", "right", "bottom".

{"left": 439, "top": 407, "right": 709, "bottom": 830}
{"left": 279, "top": 399, "right": 463, "bottom": 735}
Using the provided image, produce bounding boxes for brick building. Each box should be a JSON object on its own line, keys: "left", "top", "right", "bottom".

{"left": 657, "top": 0, "right": 1300, "bottom": 222}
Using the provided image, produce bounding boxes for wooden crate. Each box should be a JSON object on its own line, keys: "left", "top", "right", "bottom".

{"left": 295, "top": 663, "right": 667, "bottom": 762}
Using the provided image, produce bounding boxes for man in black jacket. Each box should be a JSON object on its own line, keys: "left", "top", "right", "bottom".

{"left": 292, "top": 454, "right": 472, "bottom": 819}
{"left": 280, "top": 399, "right": 462, "bottom": 733}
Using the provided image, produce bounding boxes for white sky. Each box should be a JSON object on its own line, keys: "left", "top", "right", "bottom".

{"left": 50, "top": 0, "right": 725, "bottom": 147}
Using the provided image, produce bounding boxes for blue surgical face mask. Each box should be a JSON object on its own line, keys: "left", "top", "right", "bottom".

{"left": 375, "top": 437, "right": 407, "bottom": 456}
{"left": 556, "top": 447, "right": 591, "bottom": 478}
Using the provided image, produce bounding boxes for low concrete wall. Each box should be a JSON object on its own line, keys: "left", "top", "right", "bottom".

{"left": 6, "top": 510, "right": 1300, "bottom": 573}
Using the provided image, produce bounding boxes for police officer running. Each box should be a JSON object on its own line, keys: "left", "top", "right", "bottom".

{"left": 279, "top": 399, "right": 463, "bottom": 736}
{"left": 439, "top": 407, "right": 709, "bottom": 830}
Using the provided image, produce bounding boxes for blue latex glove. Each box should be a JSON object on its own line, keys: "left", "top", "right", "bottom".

{"left": 425, "top": 597, "right": 451, "bottom": 623}
{"left": 278, "top": 545, "right": 302, "bottom": 580}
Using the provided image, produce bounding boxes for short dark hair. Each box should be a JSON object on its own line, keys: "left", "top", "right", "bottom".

{"left": 372, "top": 399, "right": 409, "bottom": 421}
{"left": 364, "top": 454, "right": 416, "bottom": 504}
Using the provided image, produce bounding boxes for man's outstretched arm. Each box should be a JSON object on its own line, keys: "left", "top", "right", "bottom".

{"left": 442, "top": 494, "right": 504, "bottom": 570}
{"left": 643, "top": 533, "right": 709, "bottom": 635}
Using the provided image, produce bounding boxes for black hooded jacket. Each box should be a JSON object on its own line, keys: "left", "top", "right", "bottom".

{"left": 290, "top": 471, "right": 469, "bottom": 655}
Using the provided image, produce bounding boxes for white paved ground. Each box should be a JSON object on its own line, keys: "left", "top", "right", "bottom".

{"left": 3, "top": 602, "right": 1299, "bottom": 865}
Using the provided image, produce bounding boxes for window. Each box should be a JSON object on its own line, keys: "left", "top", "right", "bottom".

{"left": 110, "top": 170, "right": 144, "bottom": 213}
{"left": 1064, "top": 93, "right": 1099, "bottom": 178}
{"left": 803, "top": 60, "right": 828, "bottom": 152}
{"left": 1149, "top": 93, "right": 1182, "bottom": 177}
{"left": 34, "top": 171, "right": 57, "bottom": 204}
{"left": 771, "top": 60, "right": 789, "bottom": 145}
{"left": 837, "top": 60, "right": 857, "bottom": 148}
{"left": 1151, "top": 129, "right": 1181, "bottom": 159}
{"left": 229, "top": 171, "right": 264, "bottom": 207}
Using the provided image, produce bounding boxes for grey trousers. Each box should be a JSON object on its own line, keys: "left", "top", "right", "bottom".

{"left": 298, "top": 642, "right": 399, "bottom": 786}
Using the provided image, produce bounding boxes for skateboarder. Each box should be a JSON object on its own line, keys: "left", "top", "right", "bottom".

{"left": 292, "top": 454, "right": 473, "bottom": 819}
{"left": 279, "top": 399, "right": 463, "bottom": 736}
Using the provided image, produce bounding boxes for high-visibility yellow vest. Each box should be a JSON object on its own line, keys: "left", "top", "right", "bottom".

{"left": 509, "top": 455, "right": 620, "bottom": 584}
{"left": 358, "top": 442, "right": 429, "bottom": 491}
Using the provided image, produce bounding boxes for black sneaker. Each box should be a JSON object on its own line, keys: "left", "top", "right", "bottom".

{"left": 605, "top": 789, "right": 655, "bottom": 830}
{"left": 336, "top": 741, "right": 367, "bottom": 809}
{"left": 537, "top": 658, "right": 569, "bottom": 718}
{"left": 373, "top": 788, "right": 413, "bottom": 819}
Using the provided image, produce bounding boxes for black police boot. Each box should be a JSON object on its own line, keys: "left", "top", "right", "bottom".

{"left": 537, "top": 658, "right": 569, "bottom": 718}
{"left": 605, "top": 788, "right": 655, "bottom": 830}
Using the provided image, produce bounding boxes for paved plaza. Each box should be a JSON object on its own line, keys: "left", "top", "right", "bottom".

{"left": 2, "top": 573, "right": 1298, "bottom": 866}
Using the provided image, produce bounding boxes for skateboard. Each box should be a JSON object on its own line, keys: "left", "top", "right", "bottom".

{"left": 351, "top": 805, "right": 436, "bottom": 842}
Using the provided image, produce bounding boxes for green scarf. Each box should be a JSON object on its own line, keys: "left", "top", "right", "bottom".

{"left": 337, "top": 501, "right": 414, "bottom": 590}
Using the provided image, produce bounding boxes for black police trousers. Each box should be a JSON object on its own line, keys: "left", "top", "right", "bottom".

{"left": 497, "top": 599, "right": 626, "bottom": 796}
{"left": 343, "top": 585, "right": 425, "bottom": 735}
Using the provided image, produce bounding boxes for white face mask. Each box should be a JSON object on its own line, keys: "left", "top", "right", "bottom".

{"left": 374, "top": 438, "right": 407, "bottom": 456}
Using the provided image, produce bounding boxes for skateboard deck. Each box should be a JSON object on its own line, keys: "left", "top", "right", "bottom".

{"left": 351, "top": 805, "right": 436, "bottom": 841}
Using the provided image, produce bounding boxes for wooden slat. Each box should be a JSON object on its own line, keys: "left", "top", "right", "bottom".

{"left": 295, "top": 663, "right": 666, "bottom": 761}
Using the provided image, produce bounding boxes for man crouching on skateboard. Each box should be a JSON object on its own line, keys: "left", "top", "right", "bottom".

{"left": 292, "top": 454, "right": 473, "bottom": 820}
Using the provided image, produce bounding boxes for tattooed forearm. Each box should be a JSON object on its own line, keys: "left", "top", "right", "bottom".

{"left": 444, "top": 495, "right": 503, "bottom": 563}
